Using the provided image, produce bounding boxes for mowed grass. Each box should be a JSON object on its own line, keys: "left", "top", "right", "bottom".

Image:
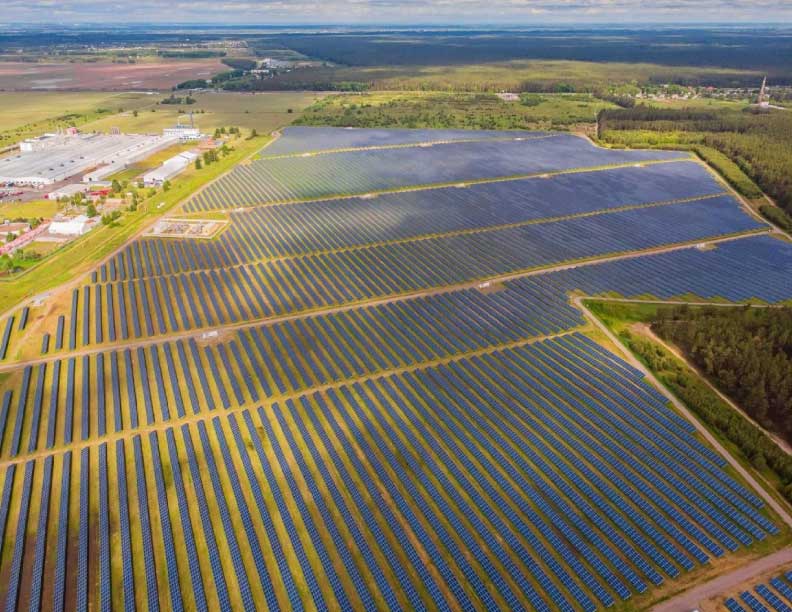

{"left": 23, "top": 240, "right": 62, "bottom": 257}
{"left": 0, "top": 199, "right": 61, "bottom": 220}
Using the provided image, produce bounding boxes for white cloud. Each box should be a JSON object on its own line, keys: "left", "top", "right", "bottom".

{"left": 3, "top": 0, "right": 792, "bottom": 23}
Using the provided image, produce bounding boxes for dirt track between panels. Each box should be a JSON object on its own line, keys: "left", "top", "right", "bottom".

{"left": 653, "top": 547, "right": 792, "bottom": 611}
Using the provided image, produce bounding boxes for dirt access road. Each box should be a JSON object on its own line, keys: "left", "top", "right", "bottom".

{"left": 653, "top": 547, "right": 792, "bottom": 611}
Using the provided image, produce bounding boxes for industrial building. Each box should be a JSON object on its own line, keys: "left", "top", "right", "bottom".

{"left": 19, "top": 127, "right": 78, "bottom": 152}
{"left": 142, "top": 151, "right": 199, "bottom": 187}
{"left": 49, "top": 215, "right": 93, "bottom": 236}
{"left": 163, "top": 126, "right": 203, "bottom": 142}
{"left": 0, "top": 132, "right": 177, "bottom": 187}
{"left": 46, "top": 183, "right": 88, "bottom": 200}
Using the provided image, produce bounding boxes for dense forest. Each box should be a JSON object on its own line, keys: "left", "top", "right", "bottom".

{"left": 653, "top": 306, "right": 792, "bottom": 441}
{"left": 270, "top": 29, "right": 792, "bottom": 82}
{"left": 217, "top": 60, "right": 768, "bottom": 95}
{"left": 599, "top": 106, "right": 792, "bottom": 218}
{"left": 3, "top": 27, "right": 790, "bottom": 83}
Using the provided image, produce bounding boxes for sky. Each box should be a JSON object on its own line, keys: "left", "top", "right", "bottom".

{"left": 4, "top": 0, "right": 792, "bottom": 25}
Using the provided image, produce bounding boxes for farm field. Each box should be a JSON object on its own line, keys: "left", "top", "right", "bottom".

{"left": 84, "top": 91, "right": 325, "bottom": 136}
{"left": 0, "top": 59, "right": 225, "bottom": 91}
{"left": 0, "top": 91, "right": 156, "bottom": 149}
{"left": 0, "top": 91, "right": 324, "bottom": 155}
{"left": 0, "top": 126, "right": 790, "bottom": 612}
{"left": 0, "top": 92, "right": 153, "bottom": 133}
{"left": 86, "top": 92, "right": 322, "bottom": 134}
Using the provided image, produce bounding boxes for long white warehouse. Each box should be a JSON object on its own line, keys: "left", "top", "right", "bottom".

{"left": 142, "top": 151, "right": 199, "bottom": 187}
{"left": 0, "top": 133, "right": 177, "bottom": 187}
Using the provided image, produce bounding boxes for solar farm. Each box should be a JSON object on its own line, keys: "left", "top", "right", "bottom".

{"left": 0, "top": 126, "right": 791, "bottom": 611}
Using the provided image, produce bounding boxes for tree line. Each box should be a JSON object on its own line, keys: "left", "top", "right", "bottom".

{"left": 599, "top": 106, "right": 792, "bottom": 218}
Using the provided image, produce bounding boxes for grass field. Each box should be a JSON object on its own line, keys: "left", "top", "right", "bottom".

{"left": 0, "top": 199, "right": 61, "bottom": 220}
{"left": 22, "top": 240, "right": 61, "bottom": 257}
{"left": 644, "top": 98, "right": 751, "bottom": 110}
{"left": 0, "top": 92, "right": 156, "bottom": 148}
{"left": 0, "top": 92, "right": 155, "bottom": 132}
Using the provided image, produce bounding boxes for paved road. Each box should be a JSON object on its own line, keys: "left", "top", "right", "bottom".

{"left": 653, "top": 547, "right": 792, "bottom": 611}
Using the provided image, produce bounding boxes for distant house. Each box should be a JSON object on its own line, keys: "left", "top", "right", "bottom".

{"left": 0, "top": 221, "right": 31, "bottom": 237}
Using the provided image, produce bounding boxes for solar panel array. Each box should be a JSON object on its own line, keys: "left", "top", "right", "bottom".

{"left": 0, "top": 128, "right": 787, "bottom": 611}
{"left": 554, "top": 234, "right": 792, "bottom": 304}
{"left": 723, "top": 572, "right": 792, "bottom": 612}
{"left": 185, "top": 133, "right": 689, "bottom": 210}
{"left": 0, "top": 333, "right": 779, "bottom": 610}
{"left": 222, "top": 161, "right": 726, "bottom": 259}
{"left": 262, "top": 126, "right": 541, "bottom": 157}
{"left": 33, "top": 196, "right": 763, "bottom": 350}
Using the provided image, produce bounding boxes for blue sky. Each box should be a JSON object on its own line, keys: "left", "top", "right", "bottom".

{"left": 4, "top": 0, "right": 792, "bottom": 24}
